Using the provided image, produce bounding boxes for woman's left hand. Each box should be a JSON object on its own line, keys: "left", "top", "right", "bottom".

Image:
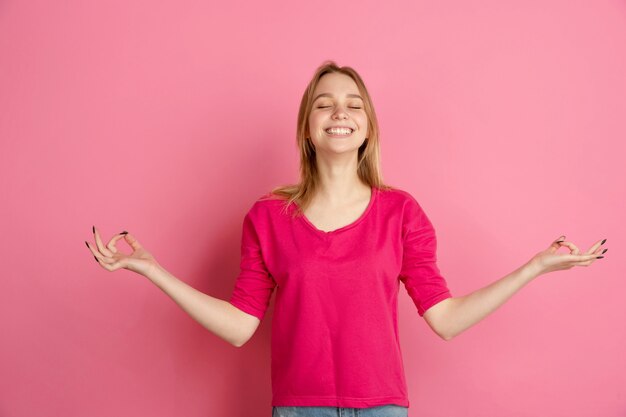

{"left": 527, "top": 235, "right": 607, "bottom": 276}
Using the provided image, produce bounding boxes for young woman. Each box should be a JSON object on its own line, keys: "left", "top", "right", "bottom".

{"left": 85, "top": 61, "right": 607, "bottom": 417}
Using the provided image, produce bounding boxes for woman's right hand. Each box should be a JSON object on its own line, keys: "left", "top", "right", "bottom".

{"left": 85, "top": 226, "right": 161, "bottom": 277}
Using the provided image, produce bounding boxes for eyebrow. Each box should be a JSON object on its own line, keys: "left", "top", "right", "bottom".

{"left": 313, "top": 93, "right": 364, "bottom": 102}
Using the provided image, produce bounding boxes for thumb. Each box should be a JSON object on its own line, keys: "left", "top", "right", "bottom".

{"left": 123, "top": 232, "right": 143, "bottom": 251}
{"left": 550, "top": 235, "right": 566, "bottom": 249}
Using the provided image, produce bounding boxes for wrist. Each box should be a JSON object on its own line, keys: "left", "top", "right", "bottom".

{"left": 524, "top": 260, "right": 543, "bottom": 279}
{"left": 145, "top": 261, "right": 164, "bottom": 281}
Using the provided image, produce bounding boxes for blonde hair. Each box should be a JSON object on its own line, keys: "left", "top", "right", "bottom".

{"left": 268, "top": 60, "right": 395, "bottom": 217}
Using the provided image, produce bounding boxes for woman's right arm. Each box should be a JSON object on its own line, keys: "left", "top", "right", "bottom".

{"left": 86, "top": 227, "right": 260, "bottom": 347}
{"left": 145, "top": 265, "right": 261, "bottom": 347}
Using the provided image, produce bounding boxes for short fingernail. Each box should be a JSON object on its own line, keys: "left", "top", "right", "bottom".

{"left": 120, "top": 231, "right": 128, "bottom": 235}
{"left": 602, "top": 248, "right": 607, "bottom": 254}
{"left": 601, "top": 239, "right": 606, "bottom": 245}
{"left": 596, "top": 256, "right": 604, "bottom": 259}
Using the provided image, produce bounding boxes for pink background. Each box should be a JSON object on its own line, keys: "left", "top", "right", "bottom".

{"left": 1, "top": 0, "right": 624, "bottom": 416}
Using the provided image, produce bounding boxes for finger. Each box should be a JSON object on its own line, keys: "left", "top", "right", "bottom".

{"left": 585, "top": 238, "right": 607, "bottom": 255}
{"left": 571, "top": 255, "right": 603, "bottom": 267}
{"left": 93, "top": 226, "right": 114, "bottom": 257}
{"left": 123, "top": 232, "right": 143, "bottom": 252}
{"left": 85, "top": 240, "right": 103, "bottom": 258}
{"left": 557, "top": 240, "right": 580, "bottom": 255}
{"left": 548, "top": 235, "right": 566, "bottom": 253}
{"left": 85, "top": 241, "right": 115, "bottom": 266}
{"left": 95, "top": 251, "right": 125, "bottom": 271}
{"left": 106, "top": 232, "right": 128, "bottom": 254}
{"left": 95, "top": 256, "right": 118, "bottom": 271}
{"left": 101, "top": 257, "right": 125, "bottom": 271}
{"left": 571, "top": 259, "right": 594, "bottom": 267}
{"left": 590, "top": 244, "right": 608, "bottom": 255}
{"left": 562, "top": 253, "right": 599, "bottom": 263}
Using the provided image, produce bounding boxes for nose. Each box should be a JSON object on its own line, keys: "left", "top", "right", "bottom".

{"left": 332, "top": 106, "right": 348, "bottom": 120}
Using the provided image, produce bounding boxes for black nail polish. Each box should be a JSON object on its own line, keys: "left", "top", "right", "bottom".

{"left": 85, "top": 241, "right": 89, "bottom": 248}
{"left": 94, "top": 256, "right": 99, "bottom": 262}
{"left": 601, "top": 239, "right": 606, "bottom": 245}
{"left": 596, "top": 256, "right": 604, "bottom": 259}
{"left": 120, "top": 231, "right": 128, "bottom": 235}
{"left": 602, "top": 248, "right": 608, "bottom": 254}
{"left": 93, "top": 226, "right": 95, "bottom": 234}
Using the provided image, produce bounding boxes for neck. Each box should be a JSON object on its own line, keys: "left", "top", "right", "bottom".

{"left": 313, "top": 153, "right": 370, "bottom": 205}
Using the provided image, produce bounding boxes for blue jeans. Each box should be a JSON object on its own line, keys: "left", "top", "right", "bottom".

{"left": 272, "top": 405, "right": 409, "bottom": 417}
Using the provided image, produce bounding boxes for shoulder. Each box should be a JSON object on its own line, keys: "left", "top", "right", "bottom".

{"left": 245, "top": 191, "right": 292, "bottom": 220}
{"left": 377, "top": 185, "right": 423, "bottom": 213}
{"left": 378, "top": 187, "right": 436, "bottom": 236}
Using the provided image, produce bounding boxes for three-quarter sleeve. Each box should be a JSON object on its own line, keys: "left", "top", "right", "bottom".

{"left": 399, "top": 197, "right": 452, "bottom": 317}
{"left": 229, "top": 209, "right": 276, "bottom": 321}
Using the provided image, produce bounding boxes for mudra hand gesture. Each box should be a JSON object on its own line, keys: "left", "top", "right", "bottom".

{"left": 85, "top": 226, "right": 161, "bottom": 277}
{"left": 528, "top": 235, "right": 607, "bottom": 275}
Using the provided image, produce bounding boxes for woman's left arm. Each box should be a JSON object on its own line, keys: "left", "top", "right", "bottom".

{"left": 424, "top": 235, "right": 607, "bottom": 341}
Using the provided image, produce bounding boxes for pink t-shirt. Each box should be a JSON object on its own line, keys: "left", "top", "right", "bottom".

{"left": 228, "top": 186, "right": 452, "bottom": 408}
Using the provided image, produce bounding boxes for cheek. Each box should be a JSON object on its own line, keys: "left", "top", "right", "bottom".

{"left": 309, "top": 115, "right": 325, "bottom": 131}
{"left": 356, "top": 115, "right": 368, "bottom": 130}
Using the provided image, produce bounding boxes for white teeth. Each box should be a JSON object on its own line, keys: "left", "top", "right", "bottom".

{"left": 325, "top": 128, "right": 353, "bottom": 135}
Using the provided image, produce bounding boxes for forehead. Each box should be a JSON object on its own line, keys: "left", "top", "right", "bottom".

{"left": 313, "top": 73, "right": 361, "bottom": 98}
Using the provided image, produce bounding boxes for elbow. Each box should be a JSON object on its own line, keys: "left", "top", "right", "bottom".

{"left": 423, "top": 298, "right": 457, "bottom": 341}
{"left": 232, "top": 334, "right": 251, "bottom": 348}
{"left": 228, "top": 304, "right": 261, "bottom": 348}
{"left": 438, "top": 325, "right": 455, "bottom": 341}
{"left": 232, "top": 337, "right": 247, "bottom": 348}
{"left": 441, "top": 328, "right": 459, "bottom": 341}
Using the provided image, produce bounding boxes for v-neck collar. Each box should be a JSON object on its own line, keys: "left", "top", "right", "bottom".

{"left": 295, "top": 186, "right": 378, "bottom": 236}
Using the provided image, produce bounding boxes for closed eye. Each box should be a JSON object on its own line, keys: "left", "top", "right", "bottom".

{"left": 317, "top": 106, "right": 362, "bottom": 109}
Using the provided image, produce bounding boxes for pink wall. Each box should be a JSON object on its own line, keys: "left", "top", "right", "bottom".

{"left": 1, "top": 0, "right": 624, "bottom": 416}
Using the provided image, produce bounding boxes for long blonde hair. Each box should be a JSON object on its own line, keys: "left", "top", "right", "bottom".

{"left": 268, "top": 60, "right": 395, "bottom": 217}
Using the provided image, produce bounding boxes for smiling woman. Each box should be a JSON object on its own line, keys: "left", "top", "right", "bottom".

{"left": 309, "top": 78, "right": 367, "bottom": 148}
{"left": 226, "top": 60, "right": 454, "bottom": 414}
{"left": 85, "top": 59, "right": 608, "bottom": 417}
{"left": 268, "top": 61, "right": 396, "bottom": 238}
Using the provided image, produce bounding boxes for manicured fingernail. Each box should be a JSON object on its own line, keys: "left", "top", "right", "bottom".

{"left": 602, "top": 248, "right": 607, "bottom": 254}
{"left": 601, "top": 239, "right": 606, "bottom": 245}
{"left": 85, "top": 241, "right": 89, "bottom": 248}
{"left": 94, "top": 256, "right": 99, "bottom": 262}
{"left": 92, "top": 226, "right": 95, "bottom": 234}
{"left": 596, "top": 256, "right": 604, "bottom": 259}
{"left": 120, "top": 231, "right": 128, "bottom": 235}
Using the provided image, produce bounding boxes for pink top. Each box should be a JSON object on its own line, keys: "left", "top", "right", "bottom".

{"left": 228, "top": 186, "right": 453, "bottom": 408}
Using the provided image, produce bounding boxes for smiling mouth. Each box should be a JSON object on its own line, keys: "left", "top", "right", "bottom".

{"left": 325, "top": 128, "right": 354, "bottom": 137}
